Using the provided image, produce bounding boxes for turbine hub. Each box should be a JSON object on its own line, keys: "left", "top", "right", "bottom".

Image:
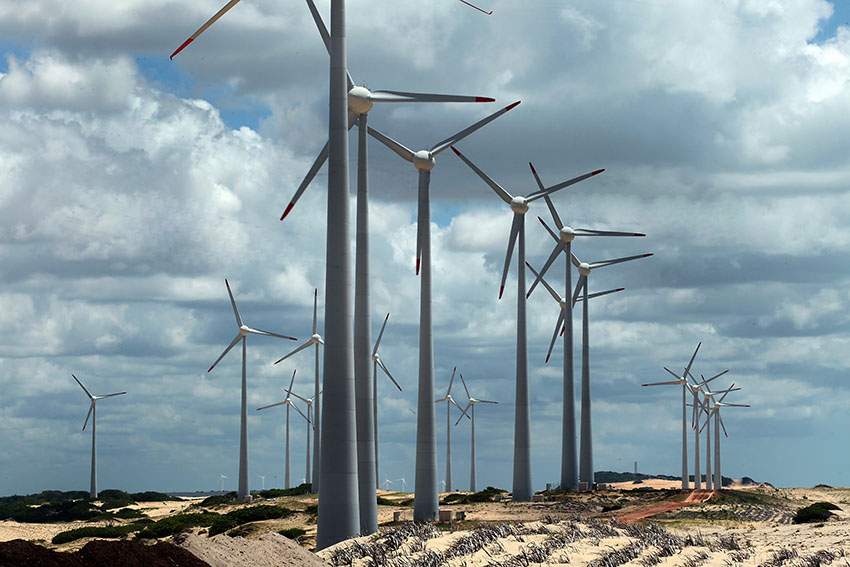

{"left": 371, "top": 353, "right": 379, "bottom": 362}
{"left": 239, "top": 325, "right": 250, "bottom": 336}
{"left": 578, "top": 262, "right": 592, "bottom": 276}
{"left": 560, "top": 226, "right": 576, "bottom": 243}
{"left": 413, "top": 150, "right": 435, "bottom": 171}
{"left": 348, "top": 86, "right": 372, "bottom": 115}
{"left": 510, "top": 196, "right": 529, "bottom": 214}
{"left": 311, "top": 333, "right": 322, "bottom": 342}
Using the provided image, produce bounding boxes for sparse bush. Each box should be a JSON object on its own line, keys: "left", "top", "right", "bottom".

{"left": 793, "top": 502, "right": 839, "bottom": 524}
{"left": 134, "top": 512, "right": 220, "bottom": 539}
{"left": 207, "top": 505, "right": 293, "bottom": 536}
{"left": 258, "top": 483, "right": 312, "bottom": 498}
{"left": 52, "top": 524, "right": 142, "bottom": 545}
{"left": 278, "top": 527, "right": 306, "bottom": 539}
{"left": 441, "top": 486, "right": 505, "bottom": 505}
{"left": 196, "top": 492, "right": 237, "bottom": 508}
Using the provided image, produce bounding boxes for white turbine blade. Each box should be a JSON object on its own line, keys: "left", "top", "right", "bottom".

{"left": 457, "top": 0, "right": 493, "bottom": 15}
{"left": 704, "top": 369, "right": 730, "bottom": 384}
{"left": 718, "top": 412, "right": 728, "bottom": 437}
{"left": 82, "top": 403, "right": 94, "bottom": 431}
{"left": 367, "top": 126, "right": 415, "bottom": 162}
{"left": 447, "top": 366, "right": 457, "bottom": 396}
{"left": 245, "top": 327, "right": 298, "bottom": 341}
{"left": 99, "top": 392, "right": 127, "bottom": 399}
{"left": 455, "top": 402, "right": 472, "bottom": 425}
{"left": 284, "top": 388, "right": 310, "bottom": 404}
{"left": 528, "top": 161, "right": 545, "bottom": 191}
{"left": 580, "top": 287, "right": 625, "bottom": 301}
{"left": 664, "top": 367, "right": 685, "bottom": 380}
{"left": 458, "top": 373, "right": 471, "bottom": 400}
{"left": 430, "top": 100, "right": 521, "bottom": 155}
{"left": 451, "top": 397, "right": 468, "bottom": 415}
{"left": 572, "top": 228, "right": 646, "bottom": 237}
{"left": 305, "top": 0, "right": 330, "bottom": 53}
{"left": 545, "top": 310, "right": 566, "bottom": 364}
{"left": 377, "top": 359, "right": 402, "bottom": 391}
{"left": 287, "top": 369, "right": 298, "bottom": 394}
{"left": 224, "top": 279, "right": 243, "bottom": 327}
{"left": 171, "top": 0, "right": 242, "bottom": 59}
{"left": 526, "top": 261, "right": 562, "bottom": 304}
{"left": 525, "top": 242, "right": 565, "bottom": 299}
{"left": 684, "top": 342, "right": 701, "bottom": 377}
{"left": 72, "top": 374, "right": 93, "bottom": 400}
{"left": 642, "top": 380, "right": 681, "bottom": 387}
{"left": 312, "top": 288, "right": 318, "bottom": 335}
{"left": 373, "top": 313, "right": 390, "bottom": 355}
{"left": 722, "top": 403, "right": 750, "bottom": 408}
{"left": 370, "top": 90, "right": 495, "bottom": 104}
{"left": 526, "top": 168, "right": 605, "bottom": 201}
{"left": 590, "top": 253, "right": 653, "bottom": 269}
{"left": 209, "top": 334, "right": 242, "bottom": 372}
{"left": 571, "top": 275, "right": 587, "bottom": 307}
{"left": 477, "top": 399, "right": 498, "bottom": 404}
{"left": 273, "top": 339, "right": 313, "bottom": 365}
{"left": 291, "top": 402, "right": 310, "bottom": 423}
{"left": 449, "top": 146, "right": 513, "bottom": 204}
{"left": 435, "top": 396, "right": 450, "bottom": 403}
{"left": 570, "top": 251, "right": 582, "bottom": 269}
{"left": 281, "top": 142, "right": 328, "bottom": 220}
{"left": 257, "top": 401, "right": 287, "bottom": 411}
{"left": 498, "top": 214, "right": 521, "bottom": 300}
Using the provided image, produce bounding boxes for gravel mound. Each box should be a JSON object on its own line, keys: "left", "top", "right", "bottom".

{"left": 0, "top": 538, "right": 210, "bottom": 567}
{"left": 177, "top": 532, "right": 328, "bottom": 567}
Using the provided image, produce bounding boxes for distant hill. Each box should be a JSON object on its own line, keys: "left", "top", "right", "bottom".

{"left": 594, "top": 471, "right": 772, "bottom": 487}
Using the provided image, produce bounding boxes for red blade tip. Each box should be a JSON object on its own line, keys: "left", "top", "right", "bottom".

{"left": 170, "top": 38, "right": 194, "bottom": 60}
{"left": 475, "top": 97, "right": 495, "bottom": 102}
{"left": 592, "top": 169, "right": 605, "bottom": 175}
{"left": 207, "top": 367, "right": 214, "bottom": 373}
{"left": 498, "top": 285, "right": 504, "bottom": 299}
{"left": 385, "top": 313, "right": 390, "bottom": 321}
{"left": 450, "top": 146, "right": 461, "bottom": 156}
{"left": 280, "top": 202, "right": 295, "bottom": 220}
{"left": 506, "top": 101, "right": 521, "bottom": 111}
{"left": 545, "top": 354, "right": 550, "bottom": 363}
{"left": 643, "top": 253, "right": 654, "bottom": 258}
{"left": 416, "top": 258, "right": 421, "bottom": 275}
{"left": 529, "top": 162, "right": 537, "bottom": 175}
{"left": 635, "top": 233, "right": 646, "bottom": 237}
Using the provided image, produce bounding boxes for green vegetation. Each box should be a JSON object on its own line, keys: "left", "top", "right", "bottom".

{"left": 135, "top": 512, "right": 220, "bottom": 539}
{"left": 0, "top": 490, "right": 173, "bottom": 523}
{"left": 258, "top": 483, "right": 312, "bottom": 498}
{"left": 208, "top": 505, "right": 293, "bottom": 536}
{"left": 51, "top": 524, "right": 142, "bottom": 545}
{"left": 0, "top": 499, "right": 101, "bottom": 523}
{"left": 195, "top": 492, "right": 238, "bottom": 508}
{"left": 793, "top": 502, "right": 840, "bottom": 524}
{"left": 279, "top": 527, "right": 307, "bottom": 539}
{"left": 441, "top": 486, "right": 506, "bottom": 505}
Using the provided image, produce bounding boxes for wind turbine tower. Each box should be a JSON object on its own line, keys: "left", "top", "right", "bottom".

{"left": 72, "top": 375, "right": 125, "bottom": 499}
{"left": 257, "top": 369, "right": 310, "bottom": 489}
{"left": 454, "top": 373, "right": 498, "bottom": 492}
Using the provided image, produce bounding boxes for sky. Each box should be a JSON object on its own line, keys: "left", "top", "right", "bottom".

{"left": 1, "top": 0, "right": 849, "bottom": 496}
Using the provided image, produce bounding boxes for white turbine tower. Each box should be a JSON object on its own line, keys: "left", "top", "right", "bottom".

{"left": 528, "top": 205, "right": 645, "bottom": 491}
{"left": 208, "top": 279, "right": 297, "bottom": 502}
{"left": 435, "top": 367, "right": 467, "bottom": 493}
{"left": 454, "top": 373, "right": 498, "bottom": 493}
{"left": 641, "top": 343, "right": 702, "bottom": 489}
{"left": 696, "top": 381, "right": 748, "bottom": 490}
{"left": 369, "top": 101, "right": 520, "bottom": 521}
{"left": 687, "top": 368, "right": 728, "bottom": 488}
{"left": 395, "top": 477, "right": 408, "bottom": 492}
{"left": 692, "top": 380, "right": 739, "bottom": 490}
{"left": 219, "top": 474, "right": 228, "bottom": 492}
{"left": 257, "top": 369, "right": 311, "bottom": 489}
{"left": 371, "top": 313, "right": 402, "bottom": 490}
{"left": 274, "top": 288, "right": 323, "bottom": 493}
{"left": 571, "top": 251, "right": 652, "bottom": 488}
{"left": 258, "top": 475, "right": 265, "bottom": 491}
{"left": 450, "top": 147, "right": 605, "bottom": 500}
{"left": 72, "top": 375, "right": 125, "bottom": 499}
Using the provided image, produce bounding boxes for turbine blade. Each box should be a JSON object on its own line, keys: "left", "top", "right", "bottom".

{"left": 705, "top": 369, "right": 730, "bottom": 383}
{"left": 642, "top": 380, "right": 681, "bottom": 387}
{"left": 571, "top": 275, "right": 587, "bottom": 307}
{"left": 498, "top": 214, "right": 521, "bottom": 299}
{"left": 415, "top": 170, "right": 430, "bottom": 275}
{"left": 284, "top": 388, "right": 310, "bottom": 404}
{"left": 373, "top": 313, "right": 390, "bottom": 355}
{"left": 72, "top": 374, "right": 93, "bottom": 400}
{"left": 170, "top": 0, "right": 242, "bottom": 59}
{"left": 287, "top": 369, "right": 298, "bottom": 394}
{"left": 257, "top": 401, "right": 287, "bottom": 411}
{"left": 455, "top": 402, "right": 472, "bottom": 425}
{"left": 447, "top": 366, "right": 457, "bottom": 395}
{"left": 457, "top": 0, "right": 493, "bottom": 15}
{"left": 245, "top": 327, "right": 298, "bottom": 340}
{"left": 449, "top": 146, "right": 513, "bottom": 204}
{"left": 99, "top": 392, "right": 127, "bottom": 399}
{"left": 537, "top": 216, "right": 561, "bottom": 246}
{"left": 377, "top": 359, "right": 403, "bottom": 391}
{"left": 292, "top": 402, "right": 310, "bottom": 423}
{"left": 570, "top": 251, "right": 582, "bottom": 269}
{"left": 545, "top": 310, "right": 566, "bottom": 364}
{"left": 281, "top": 141, "right": 329, "bottom": 220}
{"left": 429, "top": 100, "right": 521, "bottom": 155}
{"left": 367, "top": 127, "right": 415, "bottom": 162}
{"left": 370, "top": 90, "right": 495, "bottom": 103}
{"left": 684, "top": 342, "right": 701, "bottom": 377}
{"left": 305, "top": 0, "right": 330, "bottom": 54}
{"left": 525, "top": 242, "right": 564, "bottom": 299}
{"left": 82, "top": 403, "right": 94, "bottom": 431}
{"left": 584, "top": 287, "right": 625, "bottom": 300}
{"left": 451, "top": 398, "right": 468, "bottom": 414}
{"left": 590, "top": 253, "right": 653, "bottom": 269}
{"left": 477, "top": 399, "right": 498, "bottom": 404}
{"left": 722, "top": 403, "right": 750, "bottom": 408}
{"left": 225, "top": 279, "right": 243, "bottom": 327}
{"left": 273, "top": 339, "right": 313, "bottom": 365}
{"left": 526, "top": 168, "right": 605, "bottom": 201}
{"left": 572, "top": 228, "right": 646, "bottom": 237}
{"left": 664, "top": 367, "right": 684, "bottom": 380}
{"left": 458, "top": 373, "right": 471, "bottom": 400}
{"left": 313, "top": 288, "right": 318, "bottom": 334}
{"left": 209, "top": 334, "right": 242, "bottom": 372}
{"left": 719, "top": 412, "right": 728, "bottom": 437}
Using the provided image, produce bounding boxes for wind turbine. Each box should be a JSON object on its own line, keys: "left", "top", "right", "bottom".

{"left": 257, "top": 369, "right": 311, "bottom": 489}
{"left": 395, "top": 477, "right": 408, "bottom": 492}
{"left": 528, "top": 199, "right": 645, "bottom": 491}
{"left": 72, "top": 375, "right": 125, "bottom": 499}
{"left": 208, "top": 279, "right": 297, "bottom": 502}
{"left": 691, "top": 380, "right": 739, "bottom": 489}
{"left": 381, "top": 478, "right": 393, "bottom": 491}
{"left": 454, "top": 373, "right": 498, "bottom": 493}
{"left": 372, "top": 313, "right": 402, "bottom": 490}
{"left": 285, "top": 388, "right": 320, "bottom": 488}
{"left": 696, "top": 381, "right": 747, "bottom": 489}
{"left": 687, "top": 368, "right": 728, "bottom": 488}
{"left": 274, "top": 288, "right": 323, "bottom": 494}
{"left": 435, "top": 367, "right": 467, "bottom": 493}
{"left": 258, "top": 475, "right": 265, "bottom": 491}
{"left": 219, "top": 474, "right": 228, "bottom": 492}
{"left": 449, "top": 149, "right": 605, "bottom": 500}
{"left": 368, "top": 101, "right": 519, "bottom": 521}
{"left": 571, "top": 250, "right": 652, "bottom": 487}
{"left": 641, "top": 343, "right": 702, "bottom": 489}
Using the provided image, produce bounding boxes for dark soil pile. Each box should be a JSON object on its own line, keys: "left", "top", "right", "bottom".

{"left": 0, "top": 538, "right": 211, "bottom": 567}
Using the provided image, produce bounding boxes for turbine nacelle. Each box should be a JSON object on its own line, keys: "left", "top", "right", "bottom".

{"left": 510, "top": 196, "right": 529, "bottom": 215}
{"left": 559, "top": 226, "right": 577, "bottom": 243}
{"left": 413, "top": 150, "right": 435, "bottom": 171}
{"left": 578, "top": 262, "right": 592, "bottom": 276}
{"left": 348, "top": 85, "right": 373, "bottom": 115}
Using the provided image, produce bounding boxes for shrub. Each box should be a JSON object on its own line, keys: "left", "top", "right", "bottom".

{"left": 197, "top": 492, "right": 237, "bottom": 508}
{"left": 208, "top": 505, "right": 293, "bottom": 536}
{"left": 135, "top": 512, "right": 220, "bottom": 539}
{"left": 279, "top": 527, "right": 307, "bottom": 539}
{"left": 793, "top": 502, "right": 839, "bottom": 524}
{"left": 52, "top": 524, "right": 142, "bottom": 545}
{"left": 258, "top": 483, "right": 311, "bottom": 498}
{"left": 130, "top": 491, "right": 179, "bottom": 502}
{"left": 441, "top": 486, "right": 505, "bottom": 505}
